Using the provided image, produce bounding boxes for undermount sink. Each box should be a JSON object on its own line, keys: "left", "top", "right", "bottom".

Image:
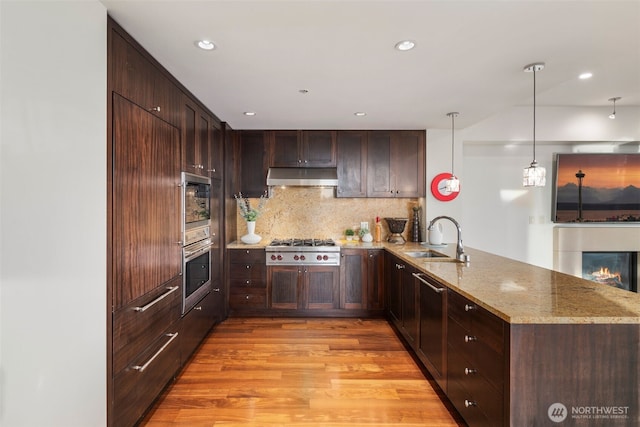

{"left": 403, "top": 250, "right": 449, "bottom": 259}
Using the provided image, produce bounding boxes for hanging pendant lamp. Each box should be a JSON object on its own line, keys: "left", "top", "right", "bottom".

{"left": 445, "top": 112, "right": 460, "bottom": 193}
{"left": 608, "top": 97, "right": 621, "bottom": 119}
{"left": 522, "top": 62, "right": 546, "bottom": 187}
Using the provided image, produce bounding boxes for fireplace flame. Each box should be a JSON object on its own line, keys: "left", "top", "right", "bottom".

{"left": 591, "top": 266, "right": 621, "bottom": 282}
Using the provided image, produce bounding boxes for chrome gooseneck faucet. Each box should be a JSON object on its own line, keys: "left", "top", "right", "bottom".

{"left": 428, "top": 216, "right": 469, "bottom": 262}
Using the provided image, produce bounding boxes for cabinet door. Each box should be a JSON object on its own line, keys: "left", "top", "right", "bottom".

{"left": 302, "top": 130, "right": 336, "bottom": 167}
{"left": 336, "top": 131, "right": 367, "bottom": 197}
{"left": 385, "top": 254, "right": 402, "bottom": 322}
{"left": 418, "top": 274, "right": 446, "bottom": 387}
{"left": 111, "top": 31, "right": 154, "bottom": 111}
{"left": 113, "top": 94, "right": 181, "bottom": 308}
{"left": 367, "top": 131, "right": 393, "bottom": 197}
{"left": 270, "top": 130, "right": 301, "bottom": 166}
{"left": 182, "top": 98, "right": 211, "bottom": 175}
{"left": 269, "top": 266, "right": 300, "bottom": 309}
{"left": 367, "top": 249, "right": 385, "bottom": 310}
{"left": 305, "top": 266, "right": 339, "bottom": 309}
{"left": 401, "top": 265, "right": 418, "bottom": 344}
{"left": 180, "top": 290, "right": 218, "bottom": 365}
{"left": 393, "top": 131, "right": 425, "bottom": 197}
{"left": 340, "top": 249, "right": 367, "bottom": 309}
{"left": 239, "top": 130, "right": 269, "bottom": 197}
{"left": 209, "top": 121, "right": 223, "bottom": 179}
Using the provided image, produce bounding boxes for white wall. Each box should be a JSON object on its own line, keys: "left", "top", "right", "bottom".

{"left": 0, "top": 2, "right": 107, "bottom": 426}
{"left": 427, "top": 105, "right": 640, "bottom": 268}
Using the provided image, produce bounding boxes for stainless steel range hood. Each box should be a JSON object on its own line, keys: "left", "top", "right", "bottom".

{"left": 266, "top": 167, "right": 338, "bottom": 187}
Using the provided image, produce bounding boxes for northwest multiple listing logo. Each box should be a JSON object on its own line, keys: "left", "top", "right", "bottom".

{"left": 548, "top": 402, "right": 630, "bottom": 423}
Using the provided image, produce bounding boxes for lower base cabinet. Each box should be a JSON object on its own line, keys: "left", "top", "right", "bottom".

{"left": 180, "top": 287, "right": 221, "bottom": 364}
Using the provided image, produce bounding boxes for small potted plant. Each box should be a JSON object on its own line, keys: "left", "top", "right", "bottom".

{"left": 359, "top": 227, "right": 373, "bottom": 243}
{"left": 345, "top": 228, "right": 355, "bottom": 241}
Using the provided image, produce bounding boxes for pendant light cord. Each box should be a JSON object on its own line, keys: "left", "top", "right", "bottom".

{"left": 451, "top": 113, "right": 455, "bottom": 175}
{"left": 532, "top": 67, "right": 537, "bottom": 163}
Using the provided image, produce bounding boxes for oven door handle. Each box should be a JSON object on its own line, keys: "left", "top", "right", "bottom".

{"left": 184, "top": 243, "right": 212, "bottom": 261}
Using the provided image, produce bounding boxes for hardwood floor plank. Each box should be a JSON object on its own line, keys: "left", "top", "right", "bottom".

{"left": 140, "top": 317, "right": 465, "bottom": 426}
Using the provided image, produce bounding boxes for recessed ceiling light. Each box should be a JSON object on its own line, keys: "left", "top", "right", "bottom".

{"left": 243, "top": 111, "right": 256, "bottom": 116}
{"left": 394, "top": 40, "right": 415, "bottom": 51}
{"left": 354, "top": 112, "right": 367, "bottom": 117}
{"left": 579, "top": 72, "right": 593, "bottom": 80}
{"left": 196, "top": 40, "right": 215, "bottom": 51}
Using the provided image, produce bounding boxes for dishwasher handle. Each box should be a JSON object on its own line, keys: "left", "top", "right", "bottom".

{"left": 412, "top": 272, "right": 445, "bottom": 293}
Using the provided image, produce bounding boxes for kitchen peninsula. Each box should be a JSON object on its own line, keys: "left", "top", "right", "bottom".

{"left": 228, "top": 240, "right": 640, "bottom": 427}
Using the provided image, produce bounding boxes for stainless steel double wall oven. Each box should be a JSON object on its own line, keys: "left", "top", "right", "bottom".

{"left": 181, "top": 172, "right": 213, "bottom": 314}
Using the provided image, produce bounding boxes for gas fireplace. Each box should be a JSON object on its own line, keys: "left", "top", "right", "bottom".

{"left": 582, "top": 252, "right": 637, "bottom": 292}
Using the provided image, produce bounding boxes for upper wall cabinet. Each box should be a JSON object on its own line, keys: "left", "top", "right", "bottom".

{"left": 367, "top": 130, "right": 425, "bottom": 198}
{"left": 269, "top": 130, "right": 336, "bottom": 167}
{"left": 182, "top": 96, "right": 211, "bottom": 176}
{"left": 238, "top": 130, "right": 270, "bottom": 197}
{"left": 111, "top": 31, "right": 181, "bottom": 127}
{"left": 336, "top": 131, "right": 367, "bottom": 198}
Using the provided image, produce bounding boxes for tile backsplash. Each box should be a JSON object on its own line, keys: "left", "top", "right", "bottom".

{"left": 234, "top": 186, "right": 421, "bottom": 241}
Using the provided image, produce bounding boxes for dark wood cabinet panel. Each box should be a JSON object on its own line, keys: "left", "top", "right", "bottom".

{"left": 182, "top": 97, "right": 214, "bottom": 176}
{"left": 112, "top": 94, "right": 181, "bottom": 309}
{"left": 111, "top": 30, "right": 180, "bottom": 127}
{"left": 336, "top": 131, "right": 367, "bottom": 198}
{"left": 180, "top": 290, "right": 218, "bottom": 365}
{"left": 385, "top": 253, "right": 402, "bottom": 323}
{"left": 269, "top": 130, "right": 336, "bottom": 167}
{"left": 367, "top": 250, "right": 385, "bottom": 311}
{"left": 400, "top": 265, "right": 418, "bottom": 345}
{"left": 367, "top": 130, "right": 425, "bottom": 198}
{"left": 303, "top": 130, "right": 336, "bottom": 167}
{"left": 417, "top": 274, "right": 447, "bottom": 390}
{"left": 306, "top": 266, "right": 340, "bottom": 309}
{"left": 269, "top": 266, "right": 300, "bottom": 309}
{"left": 209, "top": 121, "right": 223, "bottom": 180}
{"left": 340, "top": 249, "right": 367, "bottom": 309}
{"left": 238, "top": 130, "right": 269, "bottom": 197}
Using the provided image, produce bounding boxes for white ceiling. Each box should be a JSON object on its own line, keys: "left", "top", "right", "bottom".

{"left": 100, "top": 0, "right": 640, "bottom": 130}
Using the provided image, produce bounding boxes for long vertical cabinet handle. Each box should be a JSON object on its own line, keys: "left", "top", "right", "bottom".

{"left": 133, "top": 286, "right": 179, "bottom": 312}
{"left": 412, "top": 272, "right": 445, "bottom": 293}
{"left": 132, "top": 332, "right": 179, "bottom": 373}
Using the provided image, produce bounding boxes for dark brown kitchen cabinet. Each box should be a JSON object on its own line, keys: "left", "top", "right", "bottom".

{"left": 237, "top": 130, "right": 269, "bottom": 197}
{"left": 336, "top": 131, "right": 367, "bottom": 197}
{"left": 447, "top": 289, "right": 506, "bottom": 427}
{"left": 269, "top": 130, "right": 336, "bottom": 167}
{"left": 209, "top": 121, "right": 223, "bottom": 180}
{"left": 228, "top": 249, "right": 267, "bottom": 312}
{"left": 110, "top": 29, "right": 181, "bottom": 127}
{"left": 415, "top": 272, "right": 447, "bottom": 391}
{"left": 269, "top": 265, "right": 339, "bottom": 310}
{"left": 385, "top": 253, "right": 418, "bottom": 344}
{"left": 112, "top": 94, "right": 182, "bottom": 309}
{"left": 367, "top": 130, "right": 425, "bottom": 197}
{"left": 182, "top": 97, "right": 214, "bottom": 176}
{"left": 339, "top": 248, "right": 385, "bottom": 312}
{"left": 179, "top": 289, "right": 220, "bottom": 365}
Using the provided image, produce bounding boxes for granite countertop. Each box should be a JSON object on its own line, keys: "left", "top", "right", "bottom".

{"left": 227, "top": 239, "right": 640, "bottom": 324}
{"left": 385, "top": 242, "right": 640, "bottom": 325}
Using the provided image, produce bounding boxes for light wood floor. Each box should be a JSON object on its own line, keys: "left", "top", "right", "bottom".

{"left": 141, "top": 317, "right": 466, "bottom": 426}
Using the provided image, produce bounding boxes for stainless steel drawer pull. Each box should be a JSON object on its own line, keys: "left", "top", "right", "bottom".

{"left": 194, "top": 306, "right": 202, "bottom": 311}
{"left": 212, "top": 288, "right": 220, "bottom": 292}
{"left": 149, "top": 106, "right": 161, "bottom": 112}
{"left": 464, "top": 368, "right": 477, "bottom": 375}
{"left": 132, "top": 332, "right": 178, "bottom": 373}
{"left": 464, "top": 304, "right": 476, "bottom": 312}
{"left": 412, "top": 272, "right": 445, "bottom": 293}
{"left": 133, "top": 286, "right": 179, "bottom": 313}
{"left": 464, "top": 399, "right": 477, "bottom": 408}
{"left": 464, "top": 335, "right": 477, "bottom": 343}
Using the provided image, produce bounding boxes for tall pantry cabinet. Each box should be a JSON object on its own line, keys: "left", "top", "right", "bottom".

{"left": 107, "top": 18, "right": 225, "bottom": 426}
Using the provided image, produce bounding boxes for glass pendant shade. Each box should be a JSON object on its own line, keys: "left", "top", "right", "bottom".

{"left": 523, "top": 161, "right": 546, "bottom": 187}
{"left": 445, "top": 176, "right": 460, "bottom": 193}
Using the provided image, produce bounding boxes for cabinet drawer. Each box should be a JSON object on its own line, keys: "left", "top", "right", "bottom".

{"left": 230, "top": 277, "right": 266, "bottom": 288}
{"left": 180, "top": 291, "right": 217, "bottom": 364}
{"left": 473, "top": 305, "right": 505, "bottom": 356}
{"left": 230, "top": 288, "right": 267, "bottom": 309}
{"left": 448, "top": 344, "right": 504, "bottom": 427}
{"left": 113, "top": 279, "right": 181, "bottom": 374}
{"left": 447, "top": 290, "right": 473, "bottom": 330}
{"left": 229, "top": 263, "right": 266, "bottom": 280}
{"left": 113, "top": 324, "right": 180, "bottom": 427}
{"left": 229, "top": 249, "right": 265, "bottom": 263}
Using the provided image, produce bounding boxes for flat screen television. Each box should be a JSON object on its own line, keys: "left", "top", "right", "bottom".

{"left": 552, "top": 153, "right": 640, "bottom": 223}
